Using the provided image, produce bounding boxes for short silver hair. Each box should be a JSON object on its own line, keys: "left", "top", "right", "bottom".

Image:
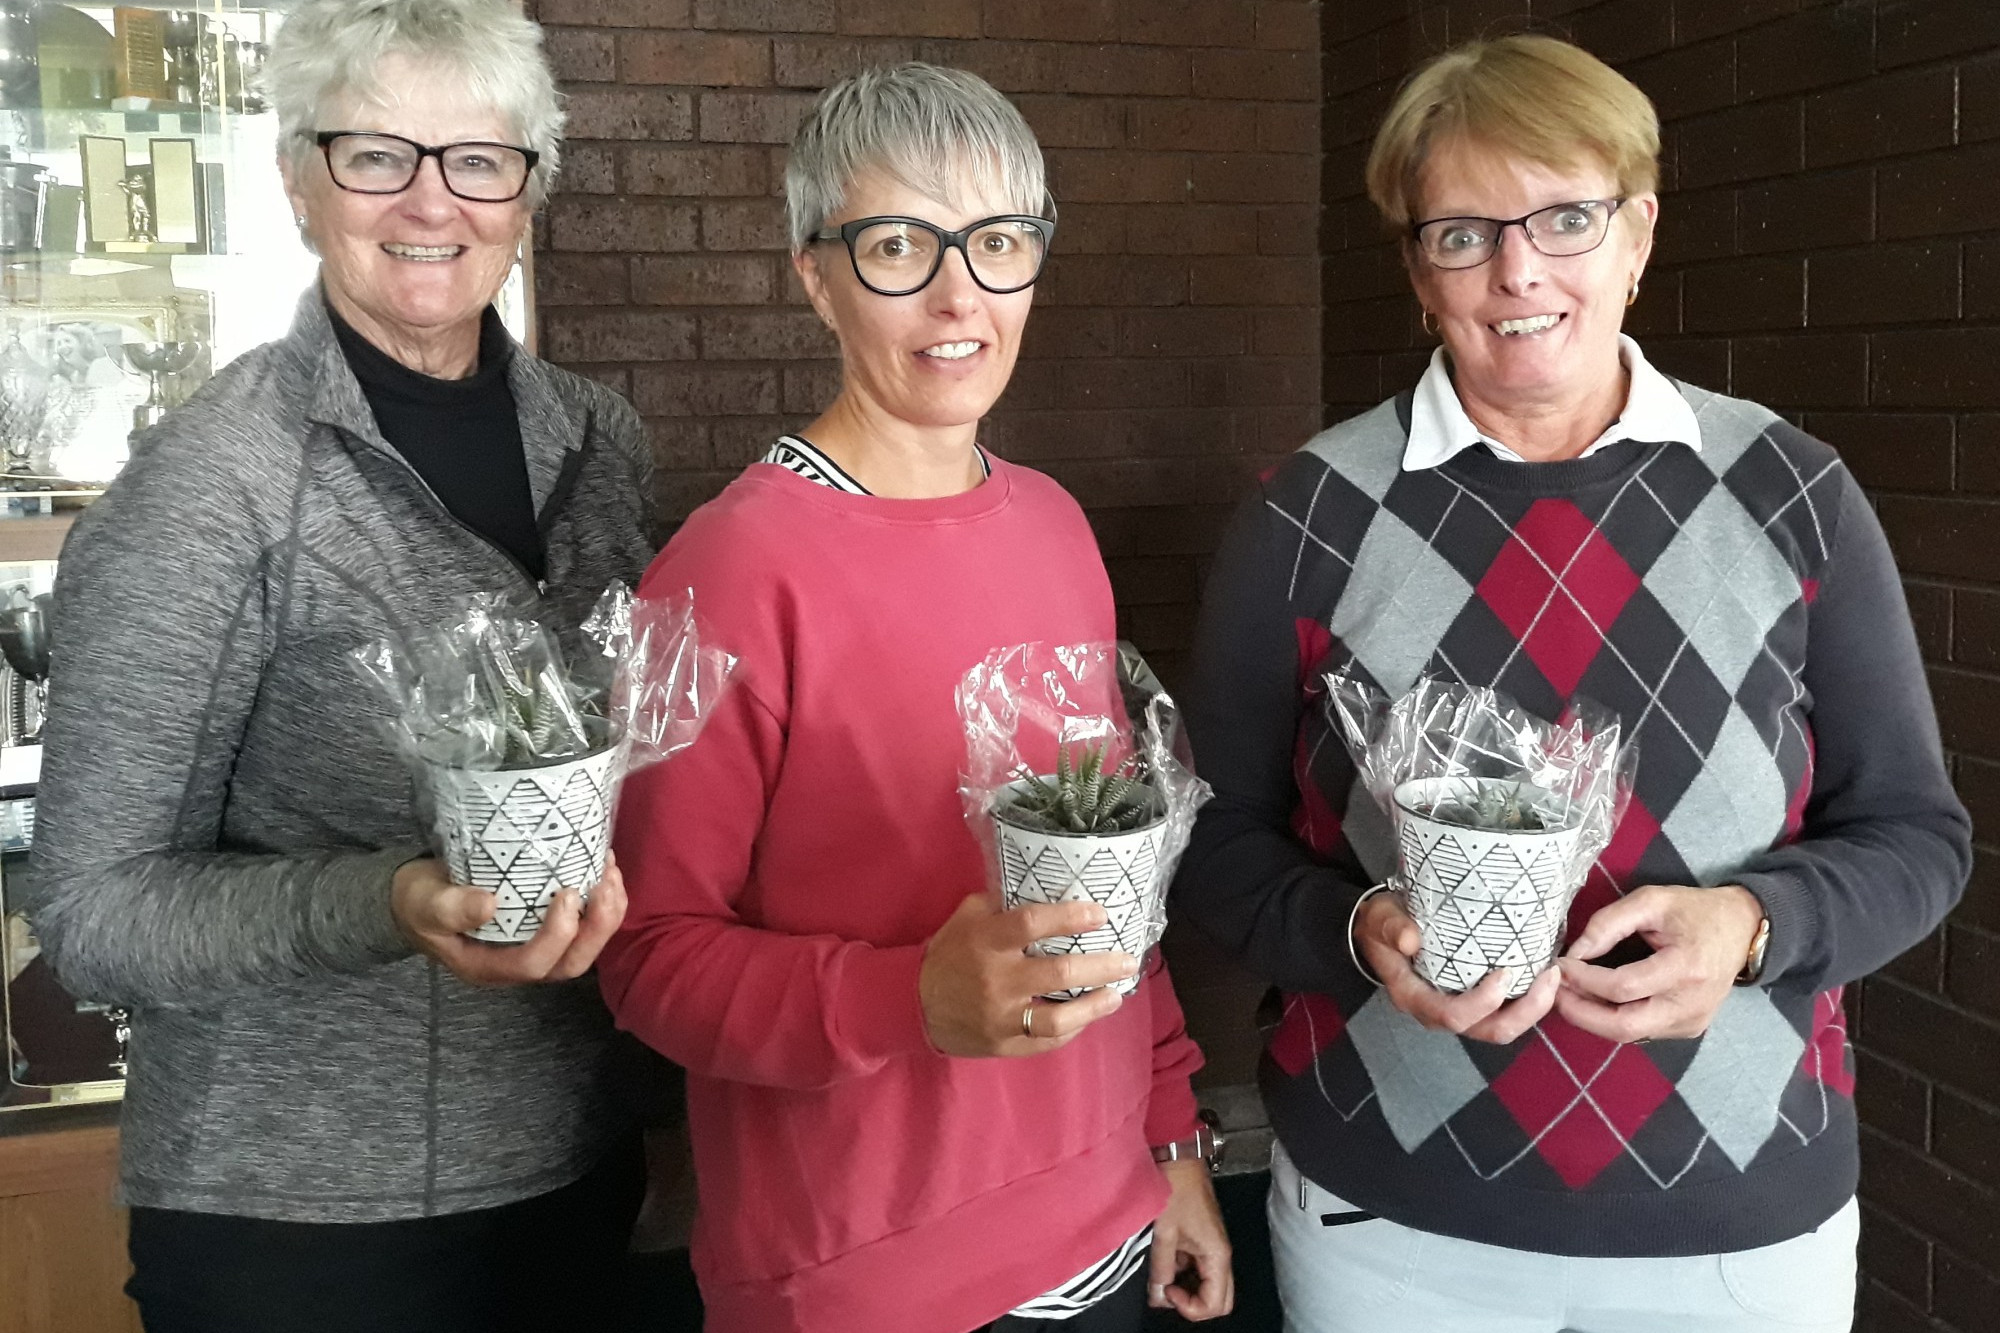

{"left": 784, "top": 62, "right": 1047, "bottom": 253}
{"left": 263, "top": 0, "right": 564, "bottom": 207}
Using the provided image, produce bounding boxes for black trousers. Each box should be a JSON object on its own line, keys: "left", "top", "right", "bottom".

{"left": 126, "top": 1134, "right": 646, "bottom": 1333}
{"left": 976, "top": 1264, "right": 1149, "bottom": 1333}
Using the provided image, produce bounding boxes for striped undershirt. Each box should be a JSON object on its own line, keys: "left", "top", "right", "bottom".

{"left": 754, "top": 431, "right": 1152, "bottom": 1323}
{"left": 1004, "top": 1224, "right": 1153, "bottom": 1320}
{"left": 761, "top": 434, "right": 992, "bottom": 494}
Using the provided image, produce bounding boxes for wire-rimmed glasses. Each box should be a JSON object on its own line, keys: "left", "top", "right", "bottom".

{"left": 811, "top": 212, "right": 1057, "bottom": 296}
{"left": 1411, "top": 198, "right": 1627, "bottom": 270}
{"left": 314, "top": 131, "right": 541, "bottom": 203}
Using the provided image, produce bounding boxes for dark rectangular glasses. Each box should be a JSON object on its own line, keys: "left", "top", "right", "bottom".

{"left": 315, "top": 131, "right": 540, "bottom": 203}
{"left": 1411, "top": 198, "right": 1626, "bottom": 270}
{"left": 811, "top": 213, "right": 1056, "bottom": 296}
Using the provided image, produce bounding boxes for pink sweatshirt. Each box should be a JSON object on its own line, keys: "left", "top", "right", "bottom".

{"left": 600, "top": 459, "right": 1204, "bottom": 1333}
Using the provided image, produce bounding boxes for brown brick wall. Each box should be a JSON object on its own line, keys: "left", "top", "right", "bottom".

{"left": 1324, "top": 2, "right": 2000, "bottom": 1328}
{"left": 526, "top": 2, "right": 1321, "bottom": 1092}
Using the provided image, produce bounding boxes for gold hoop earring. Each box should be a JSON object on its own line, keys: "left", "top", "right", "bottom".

{"left": 1627, "top": 280, "right": 1640, "bottom": 307}
{"left": 1421, "top": 308, "right": 1439, "bottom": 336}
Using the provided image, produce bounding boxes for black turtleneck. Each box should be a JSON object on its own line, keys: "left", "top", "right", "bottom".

{"left": 329, "top": 303, "right": 545, "bottom": 583}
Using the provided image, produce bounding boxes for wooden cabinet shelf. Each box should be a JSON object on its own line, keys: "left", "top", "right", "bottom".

{"left": 0, "top": 1118, "right": 140, "bottom": 1333}
{"left": 0, "top": 515, "right": 77, "bottom": 565}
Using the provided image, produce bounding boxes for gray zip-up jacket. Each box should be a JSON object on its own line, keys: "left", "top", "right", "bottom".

{"left": 29, "top": 290, "right": 657, "bottom": 1222}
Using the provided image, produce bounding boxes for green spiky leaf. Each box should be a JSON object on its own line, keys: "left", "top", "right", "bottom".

{"left": 999, "top": 740, "right": 1160, "bottom": 835}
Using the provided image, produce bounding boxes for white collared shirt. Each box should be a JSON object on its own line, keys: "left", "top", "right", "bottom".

{"left": 1402, "top": 334, "right": 1703, "bottom": 471}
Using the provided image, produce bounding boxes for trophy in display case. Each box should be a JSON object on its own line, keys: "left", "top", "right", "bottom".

{"left": 0, "top": 325, "right": 48, "bottom": 472}
{"left": 4, "top": 877, "right": 129, "bottom": 1108}
{"left": 0, "top": 585, "right": 48, "bottom": 742}
{"left": 125, "top": 295, "right": 206, "bottom": 433}
{"left": 0, "top": 568, "right": 127, "bottom": 1112}
{"left": 112, "top": 6, "right": 171, "bottom": 104}
{"left": 0, "top": 292, "right": 213, "bottom": 488}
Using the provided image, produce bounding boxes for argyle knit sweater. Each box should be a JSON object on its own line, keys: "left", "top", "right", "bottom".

{"left": 1175, "top": 384, "right": 1970, "bottom": 1256}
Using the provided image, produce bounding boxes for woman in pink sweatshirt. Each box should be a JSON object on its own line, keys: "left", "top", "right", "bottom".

{"left": 599, "top": 63, "right": 1232, "bottom": 1333}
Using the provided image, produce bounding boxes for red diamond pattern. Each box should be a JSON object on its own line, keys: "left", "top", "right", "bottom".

{"left": 1783, "top": 728, "right": 1817, "bottom": 843}
{"left": 1290, "top": 618, "right": 1345, "bottom": 858}
{"left": 1295, "top": 617, "right": 1333, "bottom": 690}
{"left": 1291, "top": 730, "right": 1344, "bottom": 858}
{"left": 1270, "top": 991, "right": 1346, "bottom": 1077}
{"left": 1476, "top": 500, "right": 1641, "bottom": 697}
{"left": 1256, "top": 405, "right": 1847, "bottom": 1195}
{"left": 1567, "top": 796, "right": 1661, "bottom": 937}
{"left": 1804, "top": 988, "right": 1855, "bottom": 1097}
{"left": 1490, "top": 1015, "right": 1676, "bottom": 1188}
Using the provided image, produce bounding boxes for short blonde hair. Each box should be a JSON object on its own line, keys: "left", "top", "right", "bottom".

{"left": 1365, "top": 34, "right": 1659, "bottom": 231}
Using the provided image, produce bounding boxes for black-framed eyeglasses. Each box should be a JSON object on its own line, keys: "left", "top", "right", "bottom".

{"left": 810, "top": 210, "right": 1057, "bottom": 296}
{"left": 1411, "top": 198, "right": 1627, "bottom": 270}
{"left": 314, "top": 131, "right": 541, "bottom": 203}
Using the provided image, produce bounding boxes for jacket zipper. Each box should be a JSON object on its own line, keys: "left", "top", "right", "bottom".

{"left": 345, "top": 428, "right": 565, "bottom": 599}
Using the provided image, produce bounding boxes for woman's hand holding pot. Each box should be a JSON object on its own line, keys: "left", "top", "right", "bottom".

{"left": 919, "top": 894, "right": 1137, "bottom": 1057}
{"left": 1354, "top": 890, "right": 1561, "bottom": 1044}
{"left": 392, "top": 853, "right": 628, "bottom": 986}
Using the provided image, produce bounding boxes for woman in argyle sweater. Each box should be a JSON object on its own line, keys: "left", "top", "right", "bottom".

{"left": 1175, "top": 35, "right": 1969, "bottom": 1333}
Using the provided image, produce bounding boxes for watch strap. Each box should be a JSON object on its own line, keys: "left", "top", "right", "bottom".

{"left": 1735, "top": 913, "right": 1772, "bottom": 985}
{"left": 1151, "top": 1109, "right": 1226, "bottom": 1171}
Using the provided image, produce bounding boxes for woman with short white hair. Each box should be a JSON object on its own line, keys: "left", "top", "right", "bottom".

{"left": 32, "top": 1, "right": 654, "bottom": 1328}
{"left": 602, "top": 62, "right": 1232, "bottom": 1333}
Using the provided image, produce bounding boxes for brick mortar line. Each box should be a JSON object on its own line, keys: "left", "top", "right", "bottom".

{"left": 1857, "top": 1121, "right": 1998, "bottom": 1196}
{"left": 1863, "top": 972, "right": 2000, "bottom": 1040}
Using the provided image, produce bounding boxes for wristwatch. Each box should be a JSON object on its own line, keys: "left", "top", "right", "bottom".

{"left": 1735, "top": 912, "right": 1772, "bottom": 986}
{"left": 1152, "top": 1109, "right": 1226, "bottom": 1174}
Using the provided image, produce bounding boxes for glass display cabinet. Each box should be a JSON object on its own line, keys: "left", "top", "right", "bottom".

{"left": 0, "top": 552, "right": 125, "bottom": 1112}
{"left": 0, "top": 2, "right": 530, "bottom": 1115}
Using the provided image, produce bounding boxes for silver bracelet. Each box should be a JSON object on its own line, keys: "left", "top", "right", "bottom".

{"left": 1347, "top": 881, "right": 1398, "bottom": 987}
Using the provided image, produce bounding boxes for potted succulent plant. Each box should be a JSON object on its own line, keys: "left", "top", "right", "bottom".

{"left": 991, "top": 743, "right": 1168, "bottom": 999}
{"left": 419, "top": 633, "right": 625, "bottom": 945}
{"left": 357, "top": 588, "right": 735, "bottom": 945}
{"left": 426, "top": 722, "right": 624, "bottom": 946}
{"left": 1390, "top": 775, "right": 1584, "bottom": 997}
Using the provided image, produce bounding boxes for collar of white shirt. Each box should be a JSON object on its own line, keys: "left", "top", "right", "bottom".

{"left": 1402, "top": 334, "right": 1703, "bottom": 471}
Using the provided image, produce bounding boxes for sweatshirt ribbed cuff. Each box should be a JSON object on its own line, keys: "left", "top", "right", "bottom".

{"left": 831, "top": 942, "right": 933, "bottom": 1065}
{"left": 1733, "top": 869, "right": 1816, "bottom": 986}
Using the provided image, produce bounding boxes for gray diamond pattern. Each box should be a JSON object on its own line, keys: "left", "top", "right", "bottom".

{"left": 1302, "top": 399, "right": 1405, "bottom": 501}
{"left": 1674, "top": 987, "right": 1809, "bottom": 1169}
{"left": 1643, "top": 487, "right": 1802, "bottom": 694}
{"left": 1258, "top": 382, "right": 1844, "bottom": 1190}
{"left": 1345, "top": 990, "right": 1490, "bottom": 1153}
{"left": 1659, "top": 704, "right": 1790, "bottom": 886}
{"left": 1330, "top": 509, "right": 1475, "bottom": 699}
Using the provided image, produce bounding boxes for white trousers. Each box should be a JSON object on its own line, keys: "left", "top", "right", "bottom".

{"left": 1268, "top": 1143, "right": 1856, "bottom": 1333}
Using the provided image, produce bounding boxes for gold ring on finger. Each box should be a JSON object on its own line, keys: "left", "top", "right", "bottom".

{"left": 1022, "top": 1005, "right": 1036, "bottom": 1039}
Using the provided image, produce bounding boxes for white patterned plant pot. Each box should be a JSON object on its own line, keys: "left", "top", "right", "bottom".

{"left": 427, "top": 736, "right": 623, "bottom": 945}
{"left": 992, "top": 778, "right": 1168, "bottom": 1001}
{"left": 1391, "top": 776, "right": 1585, "bottom": 999}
